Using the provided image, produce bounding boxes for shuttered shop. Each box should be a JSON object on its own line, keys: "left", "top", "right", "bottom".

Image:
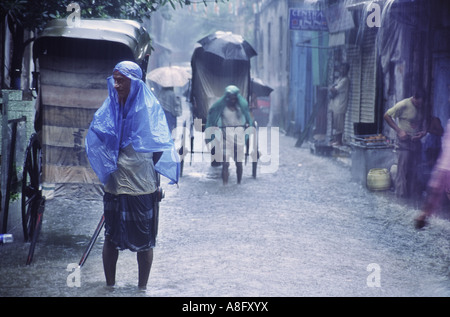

{"left": 359, "top": 27, "right": 377, "bottom": 124}
{"left": 345, "top": 45, "right": 361, "bottom": 140}
{"left": 344, "top": 26, "right": 378, "bottom": 141}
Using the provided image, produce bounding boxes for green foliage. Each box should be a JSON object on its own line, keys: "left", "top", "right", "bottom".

{"left": 0, "top": 0, "right": 192, "bottom": 32}
{"left": 0, "top": 0, "right": 230, "bottom": 89}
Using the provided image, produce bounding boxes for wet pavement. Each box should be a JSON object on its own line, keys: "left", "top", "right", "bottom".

{"left": 0, "top": 131, "right": 449, "bottom": 297}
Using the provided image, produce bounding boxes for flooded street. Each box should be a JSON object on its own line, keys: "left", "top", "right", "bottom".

{"left": 1, "top": 0, "right": 450, "bottom": 305}
{"left": 0, "top": 132, "right": 449, "bottom": 297}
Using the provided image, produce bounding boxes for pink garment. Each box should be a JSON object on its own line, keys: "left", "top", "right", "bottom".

{"left": 435, "top": 119, "right": 450, "bottom": 171}
{"left": 427, "top": 119, "right": 450, "bottom": 190}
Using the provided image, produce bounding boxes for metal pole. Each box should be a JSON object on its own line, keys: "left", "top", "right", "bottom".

{"left": 1, "top": 91, "right": 9, "bottom": 232}
{"left": 2, "top": 120, "right": 17, "bottom": 234}
{"left": 78, "top": 214, "right": 105, "bottom": 268}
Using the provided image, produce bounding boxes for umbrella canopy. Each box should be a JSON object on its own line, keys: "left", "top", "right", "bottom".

{"left": 251, "top": 78, "right": 273, "bottom": 96}
{"left": 197, "top": 31, "right": 257, "bottom": 61}
{"left": 146, "top": 66, "right": 191, "bottom": 88}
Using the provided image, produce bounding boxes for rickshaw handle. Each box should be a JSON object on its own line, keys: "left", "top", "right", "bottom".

{"left": 78, "top": 214, "right": 105, "bottom": 269}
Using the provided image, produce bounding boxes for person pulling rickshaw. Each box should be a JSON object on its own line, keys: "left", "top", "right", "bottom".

{"left": 205, "top": 85, "right": 253, "bottom": 185}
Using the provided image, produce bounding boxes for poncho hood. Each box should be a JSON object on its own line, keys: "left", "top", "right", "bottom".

{"left": 86, "top": 61, "right": 179, "bottom": 185}
{"left": 206, "top": 85, "right": 253, "bottom": 129}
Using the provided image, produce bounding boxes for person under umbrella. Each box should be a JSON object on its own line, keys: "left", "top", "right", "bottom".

{"left": 146, "top": 66, "right": 189, "bottom": 134}
{"left": 156, "top": 86, "right": 182, "bottom": 134}
{"left": 197, "top": 31, "right": 257, "bottom": 61}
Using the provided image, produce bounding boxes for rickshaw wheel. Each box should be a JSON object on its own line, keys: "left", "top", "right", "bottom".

{"left": 178, "top": 120, "right": 188, "bottom": 178}
{"left": 252, "top": 121, "right": 259, "bottom": 178}
{"left": 26, "top": 198, "right": 45, "bottom": 265}
{"left": 179, "top": 147, "right": 185, "bottom": 177}
{"left": 21, "top": 133, "right": 43, "bottom": 242}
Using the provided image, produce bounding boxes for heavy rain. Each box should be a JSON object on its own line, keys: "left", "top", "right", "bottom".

{"left": 0, "top": 0, "right": 449, "bottom": 301}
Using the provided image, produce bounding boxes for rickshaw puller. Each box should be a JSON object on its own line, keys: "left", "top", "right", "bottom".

{"left": 206, "top": 85, "right": 253, "bottom": 185}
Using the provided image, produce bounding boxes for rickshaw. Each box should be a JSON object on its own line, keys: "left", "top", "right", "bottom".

{"left": 22, "top": 19, "right": 156, "bottom": 264}
{"left": 183, "top": 31, "right": 260, "bottom": 179}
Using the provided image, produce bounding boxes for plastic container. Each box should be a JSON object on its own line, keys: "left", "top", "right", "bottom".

{"left": 0, "top": 234, "right": 14, "bottom": 244}
{"left": 367, "top": 168, "right": 391, "bottom": 191}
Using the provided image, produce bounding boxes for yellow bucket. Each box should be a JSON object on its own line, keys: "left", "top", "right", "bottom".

{"left": 367, "top": 168, "right": 391, "bottom": 191}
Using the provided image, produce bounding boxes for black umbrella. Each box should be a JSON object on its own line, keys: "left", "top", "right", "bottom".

{"left": 251, "top": 78, "right": 273, "bottom": 97}
{"left": 197, "top": 31, "right": 257, "bottom": 61}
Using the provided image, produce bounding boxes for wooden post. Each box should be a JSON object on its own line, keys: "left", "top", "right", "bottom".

{"left": 1, "top": 91, "right": 9, "bottom": 232}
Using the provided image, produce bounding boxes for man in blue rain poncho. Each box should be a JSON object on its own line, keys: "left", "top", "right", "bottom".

{"left": 86, "top": 61, "right": 179, "bottom": 289}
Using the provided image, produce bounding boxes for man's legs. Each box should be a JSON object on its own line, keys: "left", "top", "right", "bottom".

{"left": 331, "top": 113, "right": 345, "bottom": 146}
{"left": 137, "top": 249, "right": 153, "bottom": 289}
{"left": 234, "top": 142, "right": 244, "bottom": 184}
{"left": 103, "top": 241, "right": 154, "bottom": 288}
{"left": 396, "top": 140, "right": 422, "bottom": 198}
{"left": 236, "top": 162, "right": 243, "bottom": 184}
{"left": 396, "top": 154, "right": 408, "bottom": 198}
{"left": 395, "top": 146, "right": 410, "bottom": 198}
{"left": 222, "top": 161, "right": 229, "bottom": 185}
{"left": 332, "top": 133, "right": 343, "bottom": 146}
{"left": 103, "top": 238, "right": 119, "bottom": 286}
{"left": 410, "top": 144, "right": 423, "bottom": 198}
{"left": 163, "top": 109, "right": 176, "bottom": 133}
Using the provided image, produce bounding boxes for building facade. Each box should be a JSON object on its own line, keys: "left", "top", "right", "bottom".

{"left": 253, "top": 0, "right": 290, "bottom": 129}
{"left": 253, "top": 0, "right": 450, "bottom": 187}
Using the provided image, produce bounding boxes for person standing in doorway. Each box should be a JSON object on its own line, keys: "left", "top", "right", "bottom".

{"left": 384, "top": 89, "right": 427, "bottom": 198}
{"left": 329, "top": 63, "right": 350, "bottom": 146}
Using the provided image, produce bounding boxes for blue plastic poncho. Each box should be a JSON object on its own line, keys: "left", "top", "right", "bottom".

{"left": 86, "top": 61, "right": 180, "bottom": 185}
